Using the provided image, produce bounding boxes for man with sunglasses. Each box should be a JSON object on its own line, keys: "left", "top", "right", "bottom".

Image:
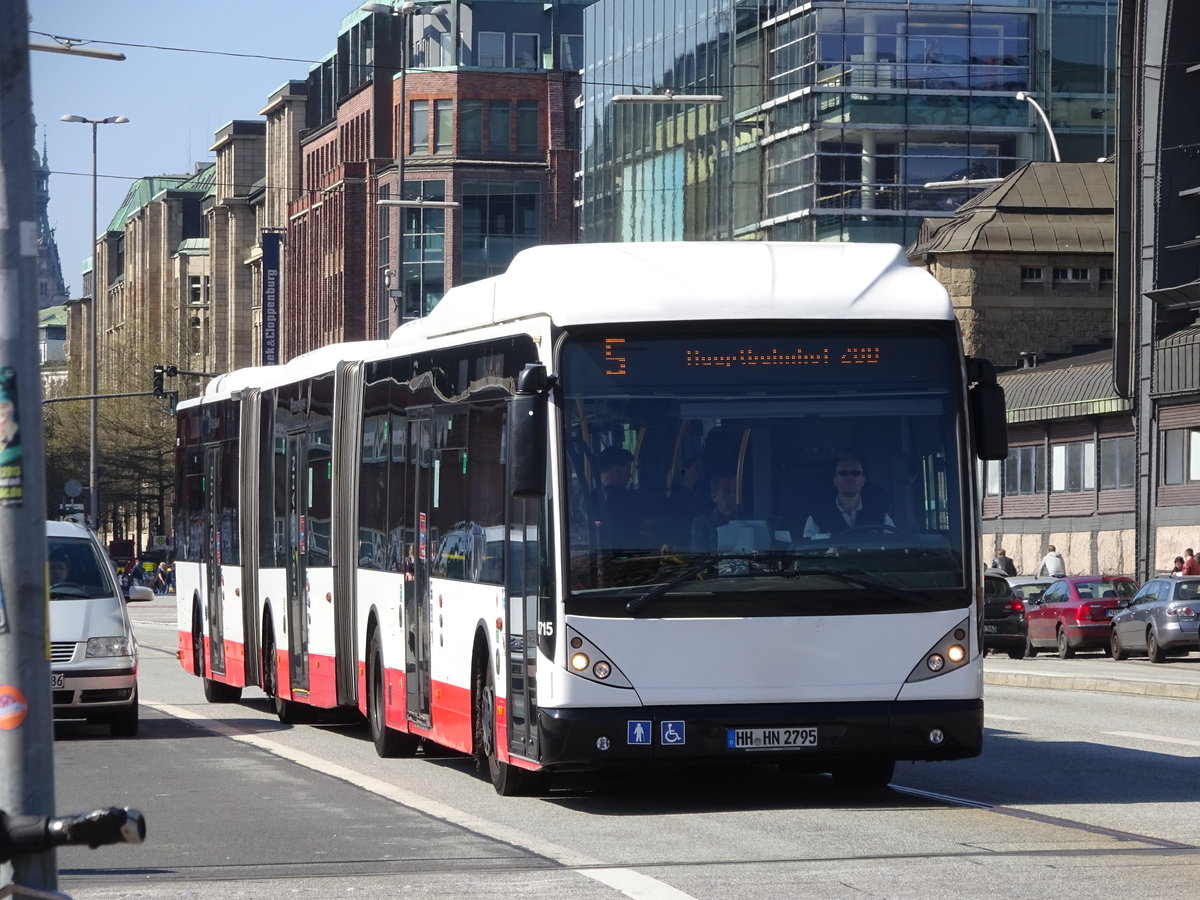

{"left": 802, "top": 455, "right": 894, "bottom": 539}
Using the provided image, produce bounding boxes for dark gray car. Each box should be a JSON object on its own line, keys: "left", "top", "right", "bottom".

{"left": 1110, "top": 576, "right": 1200, "bottom": 663}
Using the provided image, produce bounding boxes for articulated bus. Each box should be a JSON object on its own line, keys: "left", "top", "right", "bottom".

{"left": 176, "top": 242, "right": 1007, "bottom": 794}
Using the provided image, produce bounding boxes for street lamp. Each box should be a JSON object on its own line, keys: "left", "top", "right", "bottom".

{"left": 59, "top": 113, "right": 129, "bottom": 531}
{"left": 362, "top": 2, "right": 449, "bottom": 328}
{"left": 1015, "top": 91, "right": 1062, "bottom": 163}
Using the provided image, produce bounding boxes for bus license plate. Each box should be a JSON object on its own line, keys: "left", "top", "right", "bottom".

{"left": 727, "top": 727, "right": 817, "bottom": 750}
{"left": 51, "top": 672, "right": 64, "bottom": 689}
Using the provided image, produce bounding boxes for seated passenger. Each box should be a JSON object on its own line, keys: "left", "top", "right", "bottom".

{"left": 591, "top": 446, "right": 642, "bottom": 549}
{"left": 802, "top": 455, "right": 895, "bottom": 539}
{"left": 691, "top": 472, "right": 743, "bottom": 551}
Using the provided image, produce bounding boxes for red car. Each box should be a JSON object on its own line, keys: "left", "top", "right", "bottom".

{"left": 1025, "top": 575, "right": 1138, "bottom": 658}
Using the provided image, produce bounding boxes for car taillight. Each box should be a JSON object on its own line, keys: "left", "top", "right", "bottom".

{"left": 1005, "top": 599, "right": 1025, "bottom": 614}
{"left": 1166, "top": 606, "right": 1196, "bottom": 617}
{"left": 1076, "top": 603, "right": 1106, "bottom": 621}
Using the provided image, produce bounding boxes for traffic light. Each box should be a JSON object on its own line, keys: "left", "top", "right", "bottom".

{"left": 152, "top": 365, "right": 164, "bottom": 397}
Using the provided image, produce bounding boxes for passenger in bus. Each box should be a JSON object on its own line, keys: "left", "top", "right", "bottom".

{"left": 802, "top": 455, "right": 895, "bottom": 539}
{"left": 591, "top": 446, "right": 641, "bottom": 548}
{"left": 691, "top": 472, "right": 743, "bottom": 551}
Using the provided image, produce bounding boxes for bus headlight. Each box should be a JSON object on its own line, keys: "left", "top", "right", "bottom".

{"left": 562, "top": 625, "right": 633, "bottom": 688}
{"left": 906, "top": 618, "right": 972, "bottom": 683}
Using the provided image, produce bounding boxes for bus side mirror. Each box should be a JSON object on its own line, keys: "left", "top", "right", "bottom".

{"left": 967, "top": 357, "right": 1007, "bottom": 461}
{"left": 509, "top": 363, "right": 551, "bottom": 498}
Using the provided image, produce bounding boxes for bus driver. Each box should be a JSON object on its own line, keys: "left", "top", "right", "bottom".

{"left": 802, "top": 455, "right": 894, "bottom": 539}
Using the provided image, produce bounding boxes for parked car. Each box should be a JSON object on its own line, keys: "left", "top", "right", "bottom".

{"left": 1006, "top": 576, "right": 1058, "bottom": 607}
{"left": 48, "top": 520, "right": 154, "bottom": 736}
{"left": 1025, "top": 575, "right": 1137, "bottom": 658}
{"left": 983, "top": 571, "right": 1029, "bottom": 659}
{"left": 1110, "top": 576, "right": 1200, "bottom": 663}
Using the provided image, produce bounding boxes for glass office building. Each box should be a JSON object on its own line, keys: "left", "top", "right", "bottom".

{"left": 580, "top": 0, "right": 1115, "bottom": 244}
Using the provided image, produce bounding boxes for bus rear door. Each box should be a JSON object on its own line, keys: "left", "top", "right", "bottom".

{"left": 405, "top": 409, "right": 433, "bottom": 729}
{"left": 284, "top": 431, "right": 310, "bottom": 697}
{"left": 204, "top": 445, "right": 226, "bottom": 676}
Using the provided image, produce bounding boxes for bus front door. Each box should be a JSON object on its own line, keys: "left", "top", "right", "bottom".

{"left": 505, "top": 500, "right": 542, "bottom": 761}
{"left": 405, "top": 410, "right": 433, "bottom": 729}
{"left": 204, "top": 445, "right": 226, "bottom": 676}
{"left": 284, "top": 432, "right": 310, "bottom": 696}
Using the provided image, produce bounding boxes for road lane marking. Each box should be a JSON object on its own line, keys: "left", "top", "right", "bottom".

{"left": 147, "top": 701, "right": 698, "bottom": 900}
{"left": 1103, "top": 731, "right": 1200, "bottom": 752}
{"left": 983, "top": 713, "right": 1026, "bottom": 721}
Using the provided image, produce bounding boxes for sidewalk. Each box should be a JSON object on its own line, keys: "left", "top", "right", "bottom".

{"left": 984, "top": 652, "right": 1200, "bottom": 700}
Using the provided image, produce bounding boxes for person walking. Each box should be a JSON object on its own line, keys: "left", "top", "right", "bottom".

{"left": 1038, "top": 544, "right": 1066, "bottom": 577}
{"left": 990, "top": 547, "right": 1017, "bottom": 577}
{"left": 1182, "top": 548, "right": 1200, "bottom": 576}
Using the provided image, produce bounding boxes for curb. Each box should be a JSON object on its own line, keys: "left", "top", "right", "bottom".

{"left": 984, "top": 671, "right": 1200, "bottom": 701}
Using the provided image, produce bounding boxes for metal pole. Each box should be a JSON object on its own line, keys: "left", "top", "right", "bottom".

{"left": 0, "top": 0, "right": 58, "bottom": 888}
{"left": 89, "top": 121, "right": 99, "bottom": 532}
{"left": 396, "top": 13, "right": 408, "bottom": 328}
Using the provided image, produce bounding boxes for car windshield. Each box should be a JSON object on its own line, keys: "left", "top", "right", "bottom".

{"left": 1010, "top": 582, "right": 1051, "bottom": 602}
{"left": 560, "top": 328, "right": 968, "bottom": 612}
{"left": 47, "top": 536, "right": 117, "bottom": 600}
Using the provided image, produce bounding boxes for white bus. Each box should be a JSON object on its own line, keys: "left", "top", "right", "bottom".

{"left": 175, "top": 242, "right": 1007, "bottom": 794}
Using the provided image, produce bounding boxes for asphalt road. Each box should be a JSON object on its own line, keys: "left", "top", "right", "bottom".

{"left": 38, "top": 598, "right": 1200, "bottom": 899}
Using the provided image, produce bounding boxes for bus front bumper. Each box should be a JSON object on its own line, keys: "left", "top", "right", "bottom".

{"left": 537, "top": 699, "right": 982, "bottom": 770}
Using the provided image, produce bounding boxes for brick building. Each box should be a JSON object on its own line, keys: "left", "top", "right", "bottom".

{"left": 286, "top": 2, "right": 587, "bottom": 358}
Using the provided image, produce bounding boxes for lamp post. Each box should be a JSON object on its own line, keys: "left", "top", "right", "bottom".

{"left": 362, "top": 2, "right": 449, "bottom": 328}
{"left": 59, "top": 113, "right": 128, "bottom": 531}
{"left": 1015, "top": 91, "right": 1062, "bottom": 163}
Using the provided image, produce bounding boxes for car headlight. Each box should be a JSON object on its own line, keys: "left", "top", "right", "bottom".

{"left": 86, "top": 635, "right": 132, "bottom": 658}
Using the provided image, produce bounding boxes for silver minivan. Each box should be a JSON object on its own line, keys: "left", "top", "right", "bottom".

{"left": 48, "top": 520, "right": 153, "bottom": 736}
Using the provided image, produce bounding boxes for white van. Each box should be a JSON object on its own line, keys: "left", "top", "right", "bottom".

{"left": 48, "top": 520, "right": 154, "bottom": 737}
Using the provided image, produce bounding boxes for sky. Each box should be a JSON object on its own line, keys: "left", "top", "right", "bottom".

{"left": 30, "top": 0, "right": 360, "bottom": 298}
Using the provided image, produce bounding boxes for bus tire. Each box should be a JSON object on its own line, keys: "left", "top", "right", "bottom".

{"left": 203, "top": 676, "right": 242, "bottom": 704}
{"left": 831, "top": 758, "right": 895, "bottom": 789}
{"left": 262, "top": 619, "right": 304, "bottom": 724}
{"left": 475, "top": 660, "right": 544, "bottom": 796}
{"left": 368, "top": 630, "right": 418, "bottom": 758}
{"left": 191, "top": 601, "right": 205, "bottom": 677}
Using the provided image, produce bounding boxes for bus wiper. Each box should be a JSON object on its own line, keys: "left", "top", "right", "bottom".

{"left": 626, "top": 558, "right": 719, "bottom": 615}
{"left": 784, "top": 567, "right": 929, "bottom": 606}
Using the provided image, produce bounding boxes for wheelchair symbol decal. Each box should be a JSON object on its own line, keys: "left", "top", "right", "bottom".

{"left": 661, "top": 720, "right": 686, "bottom": 745}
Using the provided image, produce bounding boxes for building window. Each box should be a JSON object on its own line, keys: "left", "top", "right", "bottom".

{"left": 983, "top": 459, "right": 1001, "bottom": 496}
{"left": 461, "top": 180, "right": 541, "bottom": 282}
{"left": 1162, "top": 427, "right": 1200, "bottom": 485}
{"left": 1052, "top": 266, "right": 1089, "bottom": 283}
{"left": 1100, "top": 435, "right": 1134, "bottom": 489}
{"left": 489, "top": 101, "right": 511, "bottom": 152}
{"left": 560, "top": 34, "right": 583, "bottom": 71}
{"left": 377, "top": 183, "right": 391, "bottom": 338}
{"left": 478, "top": 31, "right": 505, "bottom": 67}
{"left": 1004, "top": 444, "right": 1045, "bottom": 496}
{"left": 460, "top": 100, "right": 483, "bottom": 153}
{"left": 399, "top": 179, "right": 446, "bottom": 321}
{"left": 516, "top": 101, "right": 539, "bottom": 154}
{"left": 410, "top": 100, "right": 429, "bottom": 153}
{"left": 1051, "top": 440, "right": 1095, "bottom": 492}
{"left": 1021, "top": 266, "right": 1043, "bottom": 282}
{"left": 434, "top": 100, "right": 454, "bottom": 154}
{"left": 189, "top": 275, "right": 209, "bottom": 306}
{"left": 1099, "top": 267, "right": 1114, "bottom": 283}
{"left": 514, "top": 33, "right": 540, "bottom": 70}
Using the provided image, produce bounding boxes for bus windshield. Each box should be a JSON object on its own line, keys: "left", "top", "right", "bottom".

{"left": 560, "top": 329, "right": 967, "bottom": 608}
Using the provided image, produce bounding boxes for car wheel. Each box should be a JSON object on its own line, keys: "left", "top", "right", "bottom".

{"left": 1110, "top": 628, "right": 1129, "bottom": 661}
{"left": 368, "top": 630, "right": 419, "bottom": 758}
{"left": 1023, "top": 634, "right": 1038, "bottom": 658}
{"left": 475, "top": 659, "right": 545, "bottom": 796}
{"left": 1147, "top": 628, "right": 1166, "bottom": 664}
{"left": 1056, "top": 627, "right": 1075, "bottom": 659}
{"left": 1006, "top": 647, "right": 1025, "bottom": 660}
{"left": 110, "top": 687, "right": 139, "bottom": 738}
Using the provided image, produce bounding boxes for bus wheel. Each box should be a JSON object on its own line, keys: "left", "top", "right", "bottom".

{"left": 203, "top": 676, "right": 242, "bottom": 704}
{"left": 368, "top": 631, "right": 418, "bottom": 758}
{"left": 475, "top": 663, "right": 544, "bottom": 796}
{"left": 831, "top": 759, "right": 895, "bottom": 789}
{"left": 262, "top": 622, "right": 303, "bottom": 724}
{"left": 191, "top": 603, "right": 205, "bottom": 677}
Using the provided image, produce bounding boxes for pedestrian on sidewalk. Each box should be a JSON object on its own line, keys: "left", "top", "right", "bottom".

{"left": 1038, "top": 544, "right": 1066, "bottom": 577}
{"left": 1182, "top": 548, "right": 1200, "bottom": 576}
{"left": 990, "top": 547, "right": 1017, "bottom": 577}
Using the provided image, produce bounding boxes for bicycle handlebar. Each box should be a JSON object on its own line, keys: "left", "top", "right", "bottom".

{"left": 0, "top": 807, "right": 146, "bottom": 863}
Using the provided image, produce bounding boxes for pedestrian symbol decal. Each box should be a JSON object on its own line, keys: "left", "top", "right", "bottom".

{"left": 627, "top": 720, "right": 651, "bottom": 745}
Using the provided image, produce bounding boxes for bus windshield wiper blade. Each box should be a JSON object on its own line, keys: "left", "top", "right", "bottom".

{"left": 625, "top": 557, "right": 721, "bottom": 614}
{"left": 785, "top": 567, "right": 929, "bottom": 606}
